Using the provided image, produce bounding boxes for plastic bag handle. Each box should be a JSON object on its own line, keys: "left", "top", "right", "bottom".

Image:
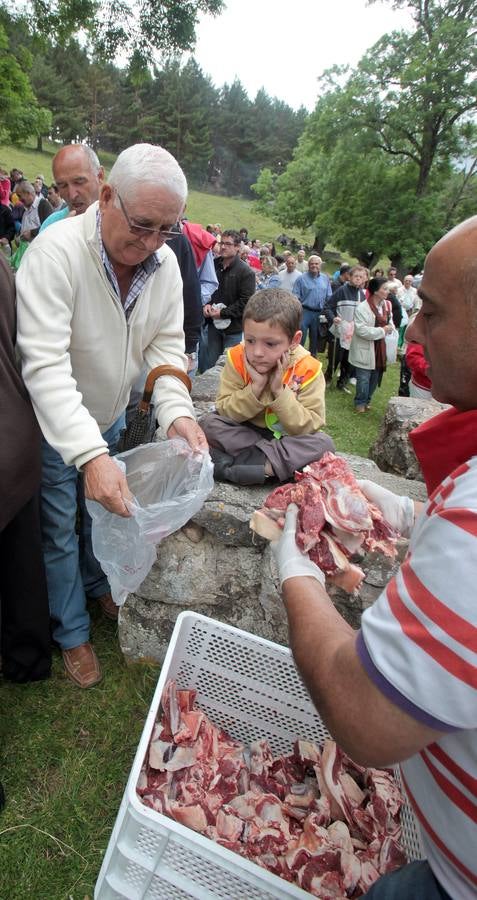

{"left": 139, "top": 365, "right": 192, "bottom": 411}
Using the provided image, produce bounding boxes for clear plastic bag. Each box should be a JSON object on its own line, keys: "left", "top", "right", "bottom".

{"left": 385, "top": 329, "right": 399, "bottom": 364}
{"left": 86, "top": 439, "right": 214, "bottom": 606}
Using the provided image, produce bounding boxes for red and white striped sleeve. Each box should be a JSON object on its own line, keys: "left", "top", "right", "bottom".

{"left": 357, "top": 459, "right": 477, "bottom": 731}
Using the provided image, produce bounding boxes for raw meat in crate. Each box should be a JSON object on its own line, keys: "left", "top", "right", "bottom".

{"left": 250, "top": 452, "right": 399, "bottom": 593}
{"left": 137, "top": 680, "right": 407, "bottom": 898}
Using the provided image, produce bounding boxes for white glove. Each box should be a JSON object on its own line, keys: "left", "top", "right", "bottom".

{"left": 271, "top": 504, "right": 325, "bottom": 588}
{"left": 357, "top": 480, "right": 415, "bottom": 538}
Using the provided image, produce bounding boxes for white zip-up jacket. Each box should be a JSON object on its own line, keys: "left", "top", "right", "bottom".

{"left": 16, "top": 202, "right": 194, "bottom": 470}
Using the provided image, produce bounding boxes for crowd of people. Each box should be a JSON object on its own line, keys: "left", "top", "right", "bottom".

{"left": 1, "top": 142, "right": 476, "bottom": 899}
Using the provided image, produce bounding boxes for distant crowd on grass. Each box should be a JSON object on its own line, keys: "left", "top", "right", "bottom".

{"left": 0, "top": 156, "right": 428, "bottom": 410}
{"left": 0, "top": 157, "right": 427, "bottom": 410}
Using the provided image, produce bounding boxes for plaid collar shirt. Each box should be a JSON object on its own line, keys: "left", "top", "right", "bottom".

{"left": 96, "top": 210, "right": 161, "bottom": 320}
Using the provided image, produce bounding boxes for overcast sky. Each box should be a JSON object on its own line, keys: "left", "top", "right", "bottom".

{"left": 192, "top": 0, "right": 414, "bottom": 111}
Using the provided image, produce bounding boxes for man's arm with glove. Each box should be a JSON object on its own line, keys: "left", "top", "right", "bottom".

{"left": 357, "top": 480, "right": 422, "bottom": 538}
{"left": 270, "top": 504, "right": 443, "bottom": 767}
{"left": 271, "top": 504, "right": 326, "bottom": 587}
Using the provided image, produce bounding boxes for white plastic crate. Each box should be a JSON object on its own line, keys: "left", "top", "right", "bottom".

{"left": 95, "top": 612, "right": 424, "bottom": 899}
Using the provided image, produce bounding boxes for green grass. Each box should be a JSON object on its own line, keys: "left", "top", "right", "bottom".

{"left": 0, "top": 364, "right": 401, "bottom": 900}
{"left": 0, "top": 607, "right": 159, "bottom": 900}
{"left": 321, "top": 357, "right": 400, "bottom": 457}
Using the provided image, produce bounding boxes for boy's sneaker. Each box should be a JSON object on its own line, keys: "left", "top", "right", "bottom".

{"left": 209, "top": 448, "right": 235, "bottom": 481}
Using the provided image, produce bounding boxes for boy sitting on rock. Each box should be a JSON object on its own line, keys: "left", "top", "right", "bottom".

{"left": 200, "top": 289, "right": 335, "bottom": 485}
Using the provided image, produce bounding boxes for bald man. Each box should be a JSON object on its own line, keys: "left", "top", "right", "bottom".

{"left": 40, "top": 144, "right": 105, "bottom": 231}
{"left": 272, "top": 216, "right": 477, "bottom": 898}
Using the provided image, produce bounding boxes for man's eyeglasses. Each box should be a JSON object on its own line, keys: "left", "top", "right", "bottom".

{"left": 221, "top": 241, "right": 237, "bottom": 247}
{"left": 116, "top": 192, "right": 181, "bottom": 240}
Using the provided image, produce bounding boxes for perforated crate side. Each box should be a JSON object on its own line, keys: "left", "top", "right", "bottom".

{"left": 167, "top": 614, "right": 330, "bottom": 756}
{"left": 97, "top": 795, "right": 309, "bottom": 899}
{"left": 393, "top": 767, "right": 425, "bottom": 861}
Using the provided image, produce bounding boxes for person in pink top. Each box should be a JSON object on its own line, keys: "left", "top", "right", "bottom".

{"left": 271, "top": 215, "right": 477, "bottom": 899}
{"left": 0, "top": 169, "right": 11, "bottom": 207}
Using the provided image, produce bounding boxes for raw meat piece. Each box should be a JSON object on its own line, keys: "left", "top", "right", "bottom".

{"left": 263, "top": 482, "right": 306, "bottom": 511}
{"left": 216, "top": 809, "right": 244, "bottom": 841}
{"left": 299, "top": 865, "right": 346, "bottom": 898}
{"left": 309, "top": 533, "right": 365, "bottom": 592}
{"left": 340, "top": 848, "right": 361, "bottom": 893}
{"left": 317, "top": 740, "right": 355, "bottom": 826}
{"left": 378, "top": 835, "right": 407, "bottom": 874}
{"left": 149, "top": 741, "right": 198, "bottom": 772}
{"left": 357, "top": 858, "right": 381, "bottom": 892}
{"left": 169, "top": 802, "right": 208, "bottom": 833}
{"left": 250, "top": 739, "right": 274, "bottom": 775}
{"left": 304, "top": 467, "right": 374, "bottom": 534}
{"left": 294, "top": 739, "right": 322, "bottom": 767}
{"left": 138, "top": 681, "right": 407, "bottom": 897}
{"left": 249, "top": 510, "right": 282, "bottom": 541}
{"left": 250, "top": 451, "right": 399, "bottom": 592}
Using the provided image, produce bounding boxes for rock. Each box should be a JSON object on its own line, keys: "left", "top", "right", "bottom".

{"left": 370, "top": 396, "right": 448, "bottom": 481}
{"left": 118, "top": 457, "right": 426, "bottom": 664}
{"left": 191, "top": 357, "right": 224, "bottom": 417}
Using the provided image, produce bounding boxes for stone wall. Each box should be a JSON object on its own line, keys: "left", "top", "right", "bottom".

{"left": 118, "top": 452, "right": 426, "bottom": 664}
{"left": 370, "top": 395, "right": 447, "bottom": 481}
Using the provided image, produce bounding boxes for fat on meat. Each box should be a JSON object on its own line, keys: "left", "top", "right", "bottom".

{"left": 250, "top": 451, "right": 399, "bottom": 593}
{"left": 138, "top": 681, "right": 407, "bottom": 897}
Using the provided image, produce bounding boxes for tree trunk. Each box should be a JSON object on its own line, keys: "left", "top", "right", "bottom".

{"left": 357, "top": 250, "right": 376, "bottom": 268}
{"left": 36, "top": 134, "right": 43, "bottom": 152}
{"left": 390, "top": 254, "right": 404, "bottom": 278}
{"left": 312, "top": 233, "right": 326, "bottom": 253}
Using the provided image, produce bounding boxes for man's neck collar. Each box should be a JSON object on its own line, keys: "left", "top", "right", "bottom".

{"left": 222, "top": 253, "right": 238, "bottom": 269}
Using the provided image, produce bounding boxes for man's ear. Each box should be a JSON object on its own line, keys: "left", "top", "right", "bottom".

{"left": 290, "top": 330, "right": 302, "bottom": 349}
{"left": 98, "top": 183, "right": 113, "bottom": 211}
{"left": 98, "top": 166, "right": 105, "bottom": 184}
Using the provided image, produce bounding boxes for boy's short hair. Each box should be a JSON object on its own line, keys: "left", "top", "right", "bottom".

{"left": 243, "top": 289, "right": 302, "bottom": 340}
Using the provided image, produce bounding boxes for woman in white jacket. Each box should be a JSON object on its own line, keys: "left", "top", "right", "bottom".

{"left": 348, "top": 277, "right": 395, "bottom": 412}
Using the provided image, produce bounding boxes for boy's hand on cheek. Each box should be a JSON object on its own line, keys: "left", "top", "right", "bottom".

{"left": 245, "top": 358, "right": 269, "bottom": 398}
{"left": 269, "top": 351, "right": 289, "bottom": 398}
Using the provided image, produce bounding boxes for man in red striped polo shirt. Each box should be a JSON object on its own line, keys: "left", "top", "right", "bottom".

{"left": 272, "top": 216, "right": 477, "bottom": 898}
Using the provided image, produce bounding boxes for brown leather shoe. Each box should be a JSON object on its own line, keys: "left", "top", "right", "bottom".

{"left": 62, "top": 642, "right": 102, "bottom": 688}
{"left": 98, "top": 592, "right": 119, "bottom": 621}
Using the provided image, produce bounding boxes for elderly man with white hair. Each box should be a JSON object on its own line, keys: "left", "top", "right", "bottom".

{"left": 16, "top": 143, "right": 208, "bottom": 688}
{"left": 292, "top": 255, "right": 332, "bottom": 357}
{"left": 15, "top": 179, "right": 52, "bottom": 243}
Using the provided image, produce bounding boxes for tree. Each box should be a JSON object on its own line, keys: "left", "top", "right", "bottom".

{"left": 266, "top": 0, "right": 477, "bottom": 269}
{"left": 0, "top": 22, "right": 52, "bottom": 144}
{"left": 251, "top": 168, "right": 277, "bottom": 214}
{"left": 10, "top": 0, "right": 224, "bottom": 64}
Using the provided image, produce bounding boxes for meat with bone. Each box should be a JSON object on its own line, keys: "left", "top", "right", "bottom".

{"left": 137, "top": 680, "right": 408, "bottom": 897}
{"left": 250, "top": 451, "right": 399, "bottom": 593}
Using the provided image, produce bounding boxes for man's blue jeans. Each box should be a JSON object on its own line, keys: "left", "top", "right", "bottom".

{"left": 300, "top": 308, "right": 320, "bottom": 356}
{"left": 205, "top": 325, "right": 242, "bottom": 369}
{"left": 40, "top": 417, "right": 124, "bottom": 650}
{"left": 365, "top": 861, "right": 451, "bottom": 899}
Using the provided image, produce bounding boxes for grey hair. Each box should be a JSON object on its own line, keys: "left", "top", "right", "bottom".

{"left": 16, "top": 179, "right": 35, "bottom": 195}
{"left": 82, "top": 144, "right": 102, "bottom": 175}
{"left": 108, "top": 143, "right": 187, "bottom": 205}
{"left": 52, "top": 143, "right": 102, "bottom": 177}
